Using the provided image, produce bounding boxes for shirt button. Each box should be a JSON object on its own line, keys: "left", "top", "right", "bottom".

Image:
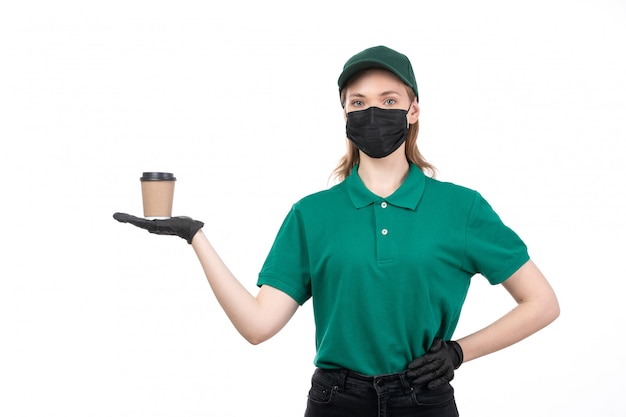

{"left": 381, "top": 229, "right": 388, "bottom": 236}
{"left": 381, "top": 202, "right": 388, "bottom": 208}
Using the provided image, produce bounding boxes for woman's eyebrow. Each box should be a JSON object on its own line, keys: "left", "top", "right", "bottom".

{"left": 348, "top": 91, "right": 401, "bottom": 99}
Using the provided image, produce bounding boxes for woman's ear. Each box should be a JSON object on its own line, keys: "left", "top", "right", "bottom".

{"left": 408, "top": 99, "right": 420, "bottom": 124}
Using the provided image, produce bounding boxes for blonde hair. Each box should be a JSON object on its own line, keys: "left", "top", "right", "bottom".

{"left": 331, "top": 87, "right": 436, "bottom": 182}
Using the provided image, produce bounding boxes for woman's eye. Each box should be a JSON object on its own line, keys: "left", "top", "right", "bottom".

{"left": 384, "top": 99, "right": 396, "bottom": 105}
{"left": 352, "top": 100, "right": 364, "bottom": 107}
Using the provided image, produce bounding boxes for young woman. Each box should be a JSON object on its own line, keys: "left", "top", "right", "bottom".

{"left": 114, "top": 45, "right": 559, "bottom": 416}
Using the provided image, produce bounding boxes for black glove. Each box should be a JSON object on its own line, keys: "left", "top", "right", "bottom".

{"left": 407, "top": 338, "right": 463, "bottom": 389}
{"left": 113, "top": 212, "right": 204, "bottom": 244}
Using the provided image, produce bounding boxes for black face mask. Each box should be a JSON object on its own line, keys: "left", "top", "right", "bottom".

{"left": 345, "top": 107, "right": 410, "bottom": 159}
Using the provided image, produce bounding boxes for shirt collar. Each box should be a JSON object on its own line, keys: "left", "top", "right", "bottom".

{"left": 345, "top": 163, "right": 426, "bottom": 210}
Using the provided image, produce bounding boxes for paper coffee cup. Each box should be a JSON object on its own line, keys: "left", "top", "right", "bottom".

{"left": 140, "top": 172, "right": 176, "bottom": 219}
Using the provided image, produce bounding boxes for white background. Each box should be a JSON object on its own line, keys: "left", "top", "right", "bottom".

{"left": 1, "top": 1, "right": 625, "bottom": 416}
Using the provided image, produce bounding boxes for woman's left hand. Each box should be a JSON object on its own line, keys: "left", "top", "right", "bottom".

{"left": 406, "top": 338, "right": 463, "bottom": 389}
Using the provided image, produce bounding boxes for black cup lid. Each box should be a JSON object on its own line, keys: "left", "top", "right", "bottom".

{"left": 140, "top": 172, "right": 176, "bottom": 181}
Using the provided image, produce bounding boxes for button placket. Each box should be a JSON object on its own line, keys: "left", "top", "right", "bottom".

{"left": 374, "top": 200, "right": 394, "bottom": 262}
{"left": 380, "top": 201, "right": 389, "bottom": 236}
{"left": 381, "top": 201, "right": 390, "bottom": 236}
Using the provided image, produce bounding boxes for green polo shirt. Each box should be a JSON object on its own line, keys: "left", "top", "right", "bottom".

{"left": 257, "top": 163, "right": 529, "bottom": 376}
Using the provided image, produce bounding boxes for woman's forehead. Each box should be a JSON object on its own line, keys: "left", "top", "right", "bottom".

{"left": 345, "top": 68, "right": 409, "bottom": 96}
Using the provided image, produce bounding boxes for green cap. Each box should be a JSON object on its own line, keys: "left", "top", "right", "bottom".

{"left": 338, "top": 45, "right": 418, "bottom": 102}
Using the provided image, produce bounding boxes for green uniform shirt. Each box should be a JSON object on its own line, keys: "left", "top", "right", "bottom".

{"left": 258, "top": 164, "right": 529, "bottom": 376}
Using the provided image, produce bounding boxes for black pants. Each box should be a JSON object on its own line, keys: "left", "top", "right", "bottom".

{"left": 304, "top": 368, "right": 459, "bottom": 417}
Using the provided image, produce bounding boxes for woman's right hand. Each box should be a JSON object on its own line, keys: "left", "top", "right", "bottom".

{"left": 113, "top": 212, "right": 204, "bottom": 244}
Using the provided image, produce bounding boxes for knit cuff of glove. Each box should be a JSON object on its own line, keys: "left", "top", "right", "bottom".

{"left": 450, "top": 340, "right": 464, "bottom": 369}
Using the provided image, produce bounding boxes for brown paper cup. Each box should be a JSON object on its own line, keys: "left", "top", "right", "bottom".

{"left": 140, "top": 172, "right": 176, "bottom": 219}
